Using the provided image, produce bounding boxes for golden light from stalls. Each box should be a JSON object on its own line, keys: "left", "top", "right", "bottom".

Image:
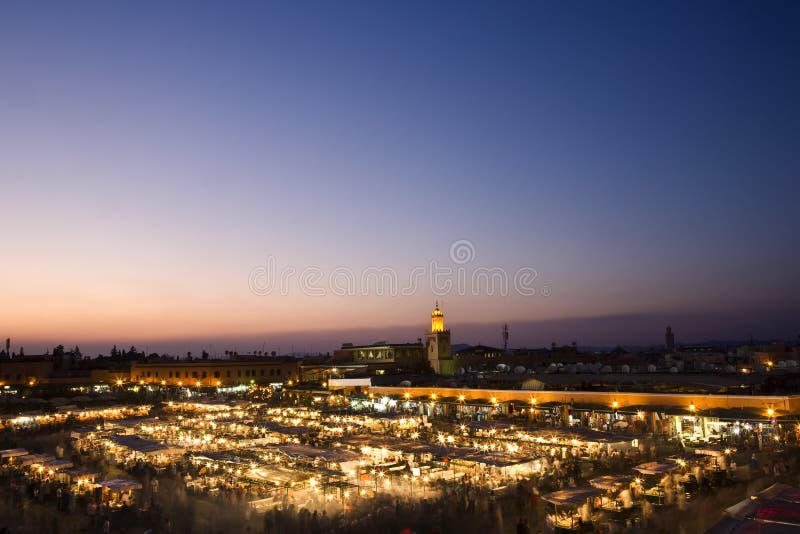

{"left": 767, "top": 408, "right": 775, "bottom": 417}
{"left": 430, "top": 393, "right": 437, "bottom": 401}
{"left": 161, "top": 380, "right": 166, "bottom": 386}
{"left": 216, "top": 381, "right": 221, "bottom": 387}
{"left": 490, "top": 397, "right": 498, "bottom": 405}
{"left": 116, "top": 379, "right": 124, "bottom": 386}
{"left": 612, "top": 401, "right": 618, "bottom": 409}
{"left": 529, "top": 397, "right": 537, "bottom": 405}
{"left": 178, "top": 381, "right": 183, "bottom": 387}
{"left": 458, "top": 394, "right": 466, "bottom": 402}
{"left": 689, "top": 403, "right": 696, "bottom": 412}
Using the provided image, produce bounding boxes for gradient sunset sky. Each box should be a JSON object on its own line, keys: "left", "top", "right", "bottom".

{"left": 1, "top": 2, "right": 798, "bottom": 354}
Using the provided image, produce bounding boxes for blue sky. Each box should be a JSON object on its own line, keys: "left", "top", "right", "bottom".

{"left": 1, "top": 1, "right": 798, "bottom": 353}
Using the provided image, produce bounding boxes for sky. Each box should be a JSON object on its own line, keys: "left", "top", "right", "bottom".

{"left": 1, "top": 1, "right": 798, "bottom": 355}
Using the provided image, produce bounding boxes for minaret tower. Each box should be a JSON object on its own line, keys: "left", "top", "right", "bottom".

{"left": 665, "top": 326, "right": 675, "bottom": 352}
{"left": 426, "top": 302, "right": 454, "bottom": 375}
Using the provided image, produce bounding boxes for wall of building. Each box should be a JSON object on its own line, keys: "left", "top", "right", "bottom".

{"left": 365, "top": 386, "right": 800, "bottom": 417}
{"left": 0, "top": 359, "right": 54, "bottom": 385}
{"left": 130, "top": 359, "right": 299, "bottom": 386}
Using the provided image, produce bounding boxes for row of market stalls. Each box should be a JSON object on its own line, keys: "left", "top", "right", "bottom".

{"left": 0, "top": 405, "right": 152, "bottom": 434}
{"left": 538, "top": 445, "right": 767, "bottom": 533}
{"left": 345, "top": 392, "right": 797, "bottom": 448}
{"left": 0, "top": 446, "right": 143, "bottom": 512}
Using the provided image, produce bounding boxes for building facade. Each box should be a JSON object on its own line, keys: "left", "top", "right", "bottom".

{"left": 130, "top": 357, "right": 299, "bottom": 387}
{"left": 332, "top": 342, "right": 426, "bottom": 373}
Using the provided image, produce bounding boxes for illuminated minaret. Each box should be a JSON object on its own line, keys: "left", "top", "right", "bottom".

{"left": 426, "top": 302, "right": 454, "bottom": 375}
{"left": 431, "top": 302, "right": 445, "bottom": 332}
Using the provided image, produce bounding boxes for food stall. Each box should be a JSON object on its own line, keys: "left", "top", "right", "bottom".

{"left": 632, "top": 462, "right": 679, "bottom": 506}
{"left": 61, "top": 467, "right": 102, "bottom": 489}
{"left": 542, "top": 486, "right": 602, "bottom": 533}
{"left": 693, "top": 446, "right": 732, "bottom": 486}
{"left": 589, "top": 475, "right": 636, "bottom": 514}
{"left": 0, "top": 448, "right": 28, "bottom": 463}
{"left": 107, "top": 434, "right": 184, "bottom": 465}
{"left": 99, "top": 478, "right": 143, "bottom": 510}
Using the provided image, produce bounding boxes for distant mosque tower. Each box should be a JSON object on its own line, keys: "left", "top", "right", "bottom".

{"left": 426, "top": 302, "right": 454, "bottom": 376}
{"left": 665, "top": 326, "right": 675, "bottom": 352}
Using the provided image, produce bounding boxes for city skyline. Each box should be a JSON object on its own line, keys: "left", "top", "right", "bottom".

{"left": 2, "top": 2, "right": 798, "bottom": 350}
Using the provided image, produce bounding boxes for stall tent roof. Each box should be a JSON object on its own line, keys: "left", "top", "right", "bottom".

{"left": 100, "top": 479, "right": 143, "bottom": 491}
{"left": 0, "top": 448, "right": 28, "bottom": 458}
{"left": 589, "top": 475, "right": 633, "bottom": 491}
{"left": 541, "top": 487, "right": 603, "bottom": 506}
{"left": 269, "top": 444, "right": 359, "bottom": 464}
{"left": 108, "top": 435, "right": 182, "bottom": 456}
{"left": 633, "top": 462, "right": 679, "bottom": 474}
